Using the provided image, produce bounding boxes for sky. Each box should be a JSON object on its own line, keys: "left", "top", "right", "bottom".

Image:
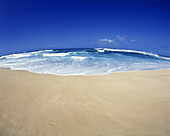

{"left": 0, "top": 0, "right": 169, "bottom": 56}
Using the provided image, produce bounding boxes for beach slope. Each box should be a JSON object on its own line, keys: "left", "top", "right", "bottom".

{"left": 0, "top": 68, "right": 170, "bottom": 136}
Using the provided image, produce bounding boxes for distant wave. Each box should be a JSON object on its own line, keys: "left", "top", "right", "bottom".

{"left": 0, "top": 53, "right": 31, "bottom": 59}
{"left": 30, "top": 50, "right": 53, "bottom": 54}
{"left": 0, "top": 48, "right": 170, "bottom": 75}
{"left": 71, "top": 56, "right": 87, "bottom": 60}
{"left": 43, "top": 52, "right": 70, "bottom": 57}
{"left": 95, "top": 48, "right": 170, "bottom": 60}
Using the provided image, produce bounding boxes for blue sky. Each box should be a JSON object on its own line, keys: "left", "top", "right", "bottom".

{"left": 0, "top": 0, "right": 169, "bottom": 56}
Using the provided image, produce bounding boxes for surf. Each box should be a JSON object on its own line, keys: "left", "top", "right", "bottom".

{"left": 0, "top": 48, "right": 170, "bottom": 75}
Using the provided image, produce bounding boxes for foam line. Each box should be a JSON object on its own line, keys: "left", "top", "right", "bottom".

{"left": 43, "top": 52, "right": 70, "bottom": 57}
{"left": 95, "top": 48, "right": 170, "bottom": 60}
{"left": 0, "top": 48, "right": 170, "bottom": 75}
{"left": 71, "top": 56, "right": 87, "bottom": 60}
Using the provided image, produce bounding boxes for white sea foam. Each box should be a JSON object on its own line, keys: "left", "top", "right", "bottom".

{"left": 0, "top": 50, "right": 54, "bottom": 59}
{"left": 43, "top": 52, "right": 70, "bottom": 57}
{"left": 71, "top": 56, "right": 87, "bottom": 60}
{"left": 103, "top": 48, "right": 160, "bottom": 57}
{"left": 96, "top": 49, "right": 105, "bottom": 52}
{"left": 29, "top": 50, "right": 51, "bottom": 54}
{"left": 95, "top": 48, "right": 170, "bottom": 60}
{"left": 1, "top": 53, "right": 31, "bottom": 59}
{"left": 0, "top": 56, "right": 5, "bottom": 59}
{"left": 0, "top": 48, "right": 170, "bottom": 76}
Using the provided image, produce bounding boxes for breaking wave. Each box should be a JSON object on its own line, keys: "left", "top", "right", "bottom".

{"left": 0, "top": 48, "right": 170, "bottom": 75}
{"left": 95, "top": 48, "right": 170, "bottom": 60}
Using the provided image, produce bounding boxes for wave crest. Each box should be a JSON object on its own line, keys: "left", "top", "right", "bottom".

{"left": 95, "top": 48, "right": 170, "bottom": 60}
{"left": 0, "top": 48, "right": 170, "bottom": 75}
{"left": 43, "top": 52, "right": 70, "bottom": 57}
{"left": 71, "top": 56, "right": 87, "bottom": 60}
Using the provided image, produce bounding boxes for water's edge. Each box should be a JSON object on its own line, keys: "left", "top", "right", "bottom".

{"left": 0, "top": 48, "right": 170, "bottom": 76}
{"left": 0, "top": 67, "right": 170, "bottom": 77}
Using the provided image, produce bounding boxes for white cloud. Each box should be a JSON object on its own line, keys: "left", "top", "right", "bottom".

{"left": 116, "top": 35, "right": 128, "bottom": 41}
{"left": 97, "top": 34, "right": 136, "bottom": 45}
{"left": 99, "top": 39, "right": 113, "bottom": 43}
{"left": 130, "top": 39, "right": 136, "bottom": 42}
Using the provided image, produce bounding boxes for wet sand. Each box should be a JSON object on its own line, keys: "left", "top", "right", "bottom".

{"left": 0, "top": 68, "right": 170, "bottom": 136}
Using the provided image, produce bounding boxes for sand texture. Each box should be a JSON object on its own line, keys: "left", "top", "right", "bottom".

{"left": 0, "top": 68, "right": 170, "bottom": 136}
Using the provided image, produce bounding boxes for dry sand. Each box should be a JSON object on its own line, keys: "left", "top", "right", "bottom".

{"left": 0, "top": 68, "right": 170, "bottom": 136}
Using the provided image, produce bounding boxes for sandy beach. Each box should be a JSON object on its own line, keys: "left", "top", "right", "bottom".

{"left": 0, "top": 68, "right": 170, "bottom": 136}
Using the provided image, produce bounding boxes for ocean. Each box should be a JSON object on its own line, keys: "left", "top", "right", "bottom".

{"left": 0, "top": 48, "right": 170, "bottom": 75}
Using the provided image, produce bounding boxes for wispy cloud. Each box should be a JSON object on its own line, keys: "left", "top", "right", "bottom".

{"left": 99, "top": 39, "right": 113, "bottom": 43}
{"left": 97, "top": 34, "right": 136, "bottom": 46}
{"left": 130, "top": 39, "right": 136, "bottom": 42}
{"left": 116, "top": 35, "right": 128, "bottom": 41}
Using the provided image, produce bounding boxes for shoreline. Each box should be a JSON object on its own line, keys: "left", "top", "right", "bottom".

{"left": 0, "top": 67, "right": 170, "bottom": 77}
{"left": 0, "top": 68, "right": 170, "bottom": 136}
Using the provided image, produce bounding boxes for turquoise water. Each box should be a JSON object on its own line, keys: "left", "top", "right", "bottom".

{"left": 0, "top": 48, "right": 170, "bottom": 75}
